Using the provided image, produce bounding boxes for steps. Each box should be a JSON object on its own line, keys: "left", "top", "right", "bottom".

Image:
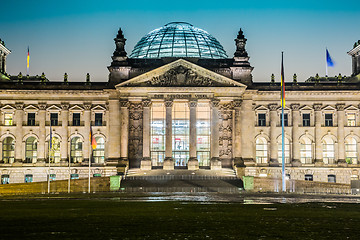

{"left": 121, "top": 168, "right": 243, "bottom": 193}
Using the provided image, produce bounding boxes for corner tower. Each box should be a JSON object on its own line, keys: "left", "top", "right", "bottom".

{"left": 348, "top": 40, "right": 360, "bottom": 77}
{"left": 0, "top": 39, "right": 11, "bottom": 74}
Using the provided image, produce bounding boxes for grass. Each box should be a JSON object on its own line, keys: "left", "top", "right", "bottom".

{"left": 1, "top": 193, "right": 360, "bottom": 239}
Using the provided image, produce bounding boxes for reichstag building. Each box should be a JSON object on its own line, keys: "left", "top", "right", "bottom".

{"left": 0, "top": 22, "right": 360, "bottom": 184}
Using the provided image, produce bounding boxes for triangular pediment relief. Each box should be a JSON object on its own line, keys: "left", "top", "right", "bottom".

{"left": 116, "top": 59, "right": 246, "bottom": 88}
{"left": 254, "top": 105, "right": 268, "bottom": 111}
{"left": 24, "top": 105, "right": 39, "bottom": 111}
{"left": 345, "top": 105, "right": 358, "bottom": 111}
{"left": 276, "top": 106, "right": 290, "bottom": 111}
{"left": 322, "top": 105, "right": 336, "bottom": 111}
{"left": 299, "top": 105, "right": 313, "bottom": 111}
{"left": 91, "top": 105, "right": 106, "bottom": 111}
{"left": 0, "top": 104, "right": 15, "bottom": 111}
{"left": 69, "top": 105, "right": 84, "bottom": 111}
{"left": 46, "top": 105, "right": 62, "bottom": 111}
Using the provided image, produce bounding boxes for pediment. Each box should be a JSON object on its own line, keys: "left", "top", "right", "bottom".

{"left": 24, "top": 105, "right": 39, "bottom": 111}
{"left": 69, "top": 105, "right": 84, "bottom": 111}
{"left": 91, "top": 105, "right": 106, "bottom": 111}
{"left": 254, "top": 105, "right": 268, "bottom": 111}
{"left": 322, "top": 105, "right": 336, "bottom": 111}
{"left": 300, "top": 105, "right": 313, "bottom": 111}
{"left": 46, "top": 105, "right": 62, "bottom": 111}
{"left": 116, "top": 59, "right": 246, "bottom": 88}
{"left": 345, "top": 105, "right": 358, "bottom": 111}
{"left": 0, "top": 104, "right": 15, "bottom": 111}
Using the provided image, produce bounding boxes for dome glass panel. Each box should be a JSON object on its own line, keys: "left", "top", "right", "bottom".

{"left": 130, "top": 22, "right": 228, "bottom": 59}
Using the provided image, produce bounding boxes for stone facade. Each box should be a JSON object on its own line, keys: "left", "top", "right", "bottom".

{"left": 1, "top": 25, "right": 360, "bottom": 185}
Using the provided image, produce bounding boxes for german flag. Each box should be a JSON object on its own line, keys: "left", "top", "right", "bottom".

{"left": 89, "top": 125, "right": 97, "bottom": 150}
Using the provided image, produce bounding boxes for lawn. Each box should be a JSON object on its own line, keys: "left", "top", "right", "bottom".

{"left": 1, "top": 193, "right": 360, "bottom": 239}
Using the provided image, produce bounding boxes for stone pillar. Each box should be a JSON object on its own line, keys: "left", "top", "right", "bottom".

{"left": 60, "top": 102, "right": 69, "bottom": 165}
{"left": 336, "top": 103, "right": 346, "bottom": 166}
{"left": 140, "top": 99, "right": 152, "bottom": 170}
{"left": 269, "top": 103, "right": 279, "bottom": 166}
{"left": 291, "top": 103, "right": 301, "bottom": 166}
{"left": 314, "top": 103, "right": 323, "bottom": 165}
{"left": 119, "top": 100, "right": 129, "bottom": 166}
{"left": 82, "top": 103, "right": 91, "bottom": 164}
{"left": 163, "top": 100, "right": 174, "bottom": 170}
{"left": 14, "top": 102, "right": 24, "bottom": 163}
{"left": 241, "top": 98, "right": 255, "bottom": 165}
{"left": 37, "top": 103, "right": 47, "bottom": 164}
{"left": 188, "top": 99, "right": 199, "bottom": 170}
{"left": 210, "top": 99, "right": 221, "bottom": 170}
{"left": 233, "top": 99, "right": 243, "bottom": 166}
{"left": 107, "top": 99, "right": 122, "bottom": 166}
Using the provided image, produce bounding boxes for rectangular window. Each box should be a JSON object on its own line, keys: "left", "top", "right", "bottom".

{"left": 48, "top": 174, "right": 56, "bottom": 181}
{"left": 4, "top": 113, "right": 13, "bottom": 126}
{"left": 25, "top": 174, "right": 33, "bottom": 183}
{"left": 1, "top": 174, "right": 10, "bottom": 184}
{"left": 70, "top": 173, "right": 79, "bottom": 179}
{"left": 93, "top": 173, "right": 101, "bottom": 177}
{"left": 303, "top": 113, "right": 310, "bottom": 127}
{"left": 280, "top": 113, "right": 288, "bottom": 126}
{"left": 197, "top": 103, "right": 211, "bottom": 167}
{"left": 27, "top": 113, "right": 36, "bottom": 126}
{"left": 151, "top": 103, "right": 165, "bottom": 167}
{"left": 73, "top": 113, "right": 80, "bottom": 126}
{"left": 325, "top": 113, "right": 333, "bottom": 127}
{"left": 50, "top": 113, "right": 58, "bottom": 126}
{"left": 328, "top": 175, "right": 336, "bottom": 183}
{"left": 258, "top": 113, "right": 266, "bottom": 126}
{"left": 347, "top": 113, "right": 356, "bottom": 126}
{"left": 95, "top": 113, "right": 103, "bottom": 126}
{"left": 305, "top": 174, "right": 313, "bottom": 181}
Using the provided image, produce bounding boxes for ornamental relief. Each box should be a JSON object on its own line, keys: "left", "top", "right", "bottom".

{"left": 128, "top": 104, "right": 143, "bottom": 168}
{"left": 219, "top": 108, "right": 233, "bottom": 159}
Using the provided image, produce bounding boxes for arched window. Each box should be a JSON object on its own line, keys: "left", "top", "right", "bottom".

{"left": 2, "top": 137, "right": 15, "bottom": 164}
{"left": 345, "top": 137, "right": 357, "bottom": 164}
{"left": 300, "top": 137, "right": 312, "bottom": 164}
{"left": 278, "top": 137, "right": 290, "bottom": 164}
{"left": 25, "top": 137, "right": 37, "bottom": 163}
{"left": 256, "top": 137, "right": 268, "bottom": 164}
{"left": 93, "top": 136, "right": 105, "bottom": 164}
{"left": 70, "top": 137, "right": 83, "bottom": 163}
{"left": 47, "top": 137, "right": 60, "bottom": 163}
{"left": 322, "top": 136, "right": 335, "bottom": 164}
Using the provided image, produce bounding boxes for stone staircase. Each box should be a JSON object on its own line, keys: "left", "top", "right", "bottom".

{"left": 120, "top": 168, "right": 243, "bottom": 193}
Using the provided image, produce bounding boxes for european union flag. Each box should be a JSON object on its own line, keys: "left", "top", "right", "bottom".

{"left": 326, "top": 49, "right": 334, "bottom": 67}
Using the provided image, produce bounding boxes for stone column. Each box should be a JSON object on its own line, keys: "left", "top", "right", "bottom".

{"left": 14, "top": 102, "right": 24, "bottom": 163}
{"left": 269, "top": 103, "right": 279, "bottom": 166}
{"left": 163, "top": 100, "right": 174, "bottom": 170}
{"left": 82, "top": 103, "right": 91, "bottom": 164}
{"left": 119, "top": 100, "right": 130, "bottom": 167}
{"left": 233, "top": 99, "right": 243, "bottom": 166}
{"left": 210, "top": 99, "right": 221, "bottom": 170}
{"left": 291, "top": 103, "right": 301, "bottom": 166}
{"left": 188, "top": 99, "right": 199, "bottom": 170}
{"left": 314, "top": 103, "right": 323, "bottom": 165}
{"left": 107, "top": 99, "right": 122, "bottom": 166}
{"left": 60, "top": 102, "right": 69, "bottom": 166}
{"left": 37, "top": 103, "right": 47, "bottom": 164}
{"left": 241, "top": 98, "right": 255, "bottom": 166}
{"left": 336, "top": 103, "right": 346, "bottom": 166}
{"left": 140, "top": 99, "right": 152, "bottom": 170}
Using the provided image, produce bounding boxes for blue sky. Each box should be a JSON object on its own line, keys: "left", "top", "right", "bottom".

{"left": 1, "top": 0, "right": 358, "bottom": 82}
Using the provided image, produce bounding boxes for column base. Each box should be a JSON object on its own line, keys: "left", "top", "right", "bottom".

{"left": 269, "top": 158, "right": 279, "bottom": 167}
{"left": 210, "top": 157, "right": 222, "bottom": 170}
{"left": 243, "top": 158, "right": 256, "bottom": 167}
{"left": 13, "top": 160, "right": 22, "bottom": 166}
{"left": 291, "top": 159, "right": 302, "bottom": 167}
{"left": 233, "top": 157, "right": 245, "bottom": 167}
{"left": 140, "top": 157, "right": 152, "bottom": 170}
{"left": 60, "top": 158, "right": 68, "bottom": 166}
{"left": 163, "top": 157, "right": 174, "bottom": 170}
{"left": 81, "top": 158, "right": 90, "bottom": 166}
{"left": 35, "top": 159, "right": 46, "bottom": 166}
{"left": 314, "top": 159, "right": 324, "bottom": 166}
{"left": 117, "top": 157, "right": 129, "bottom": 167}
{"left": 188, "top": 157, "right": 199, "bottom": 171}
{"left": 337, "top": 159, "right": 347, "bottom": 167}
{"left": 105, "top": 158, "right": 120, "bottom": 167}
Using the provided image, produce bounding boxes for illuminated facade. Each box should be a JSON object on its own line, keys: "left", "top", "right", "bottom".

{"left": 1, "top": 22, "right": 360, "bottom": 184}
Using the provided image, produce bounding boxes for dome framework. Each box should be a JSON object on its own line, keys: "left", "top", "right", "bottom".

{"left": 130, "top": 22, "right": 228, "bottom": 59}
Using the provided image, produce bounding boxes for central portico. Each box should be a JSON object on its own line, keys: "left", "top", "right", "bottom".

{"left": 110, "top": 59, "right": 247, "bottom": 171}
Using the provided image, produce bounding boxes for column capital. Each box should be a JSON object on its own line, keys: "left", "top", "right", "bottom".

{"left": 313, "top": 103, "right": 322, "bottom": 111}
{"left": 38, "top": 102, "right": 46, "bottom": 110}
{"left": 188, "top": 99, "right": 197, "bottom": 108}
{"left": 164, "top": 99, "right": 173, "bottom": 108}
{"left": 268, "top": 103, "right": 278, "bottom": 111}
{"left": 15, "top": 102, "right": 24, "bottom": 110}
{"left": 290, "top": 103, "right": 300, "bottom": 111}
{"left": 233, "top": 99, "right": 242, "bottom": 108}
{"left": 142, "top": 99, "right": 152, "bottom": 108}
{"left": 119, "top": 100, "right": 130, "bottom": 108}
{"left": 61, "top": 102, "right": 69, "bottom": 110}
{"left": 83, "top": 102, "right": 92, "bottom": 110}
{"left": 335, "top": 103, "right": 345, "bottom": 111}
{"left": 210, "top": 98, "right": 220, "bottom": 108}
{"left": 129, "top": 102, "right": 143, "bottom": 111}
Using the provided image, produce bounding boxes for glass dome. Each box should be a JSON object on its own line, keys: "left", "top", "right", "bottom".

{"left": 130, "top": 22, "right": 228, "bottom": 59}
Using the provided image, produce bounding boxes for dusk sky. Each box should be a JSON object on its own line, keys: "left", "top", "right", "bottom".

{"left": 1, "top": 0, "right": 358, "bottom": 82}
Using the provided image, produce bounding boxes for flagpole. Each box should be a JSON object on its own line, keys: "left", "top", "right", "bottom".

{"left": 47, "top": 123, "right": 51, "bottom": 194}
{"left": 325, "top": 48, "right": 328, "bottom": 77}
{"left": 281, "top": 52, "right": 286, "bottom": 192}
{"left": 27, "top": 46, "right": 30, "bottom": 76}
{"left": 88, "top": 126, "right": 91, "bottom": 194}
{"left": 68, "top": 155, "right": 71, "bottom": 193}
